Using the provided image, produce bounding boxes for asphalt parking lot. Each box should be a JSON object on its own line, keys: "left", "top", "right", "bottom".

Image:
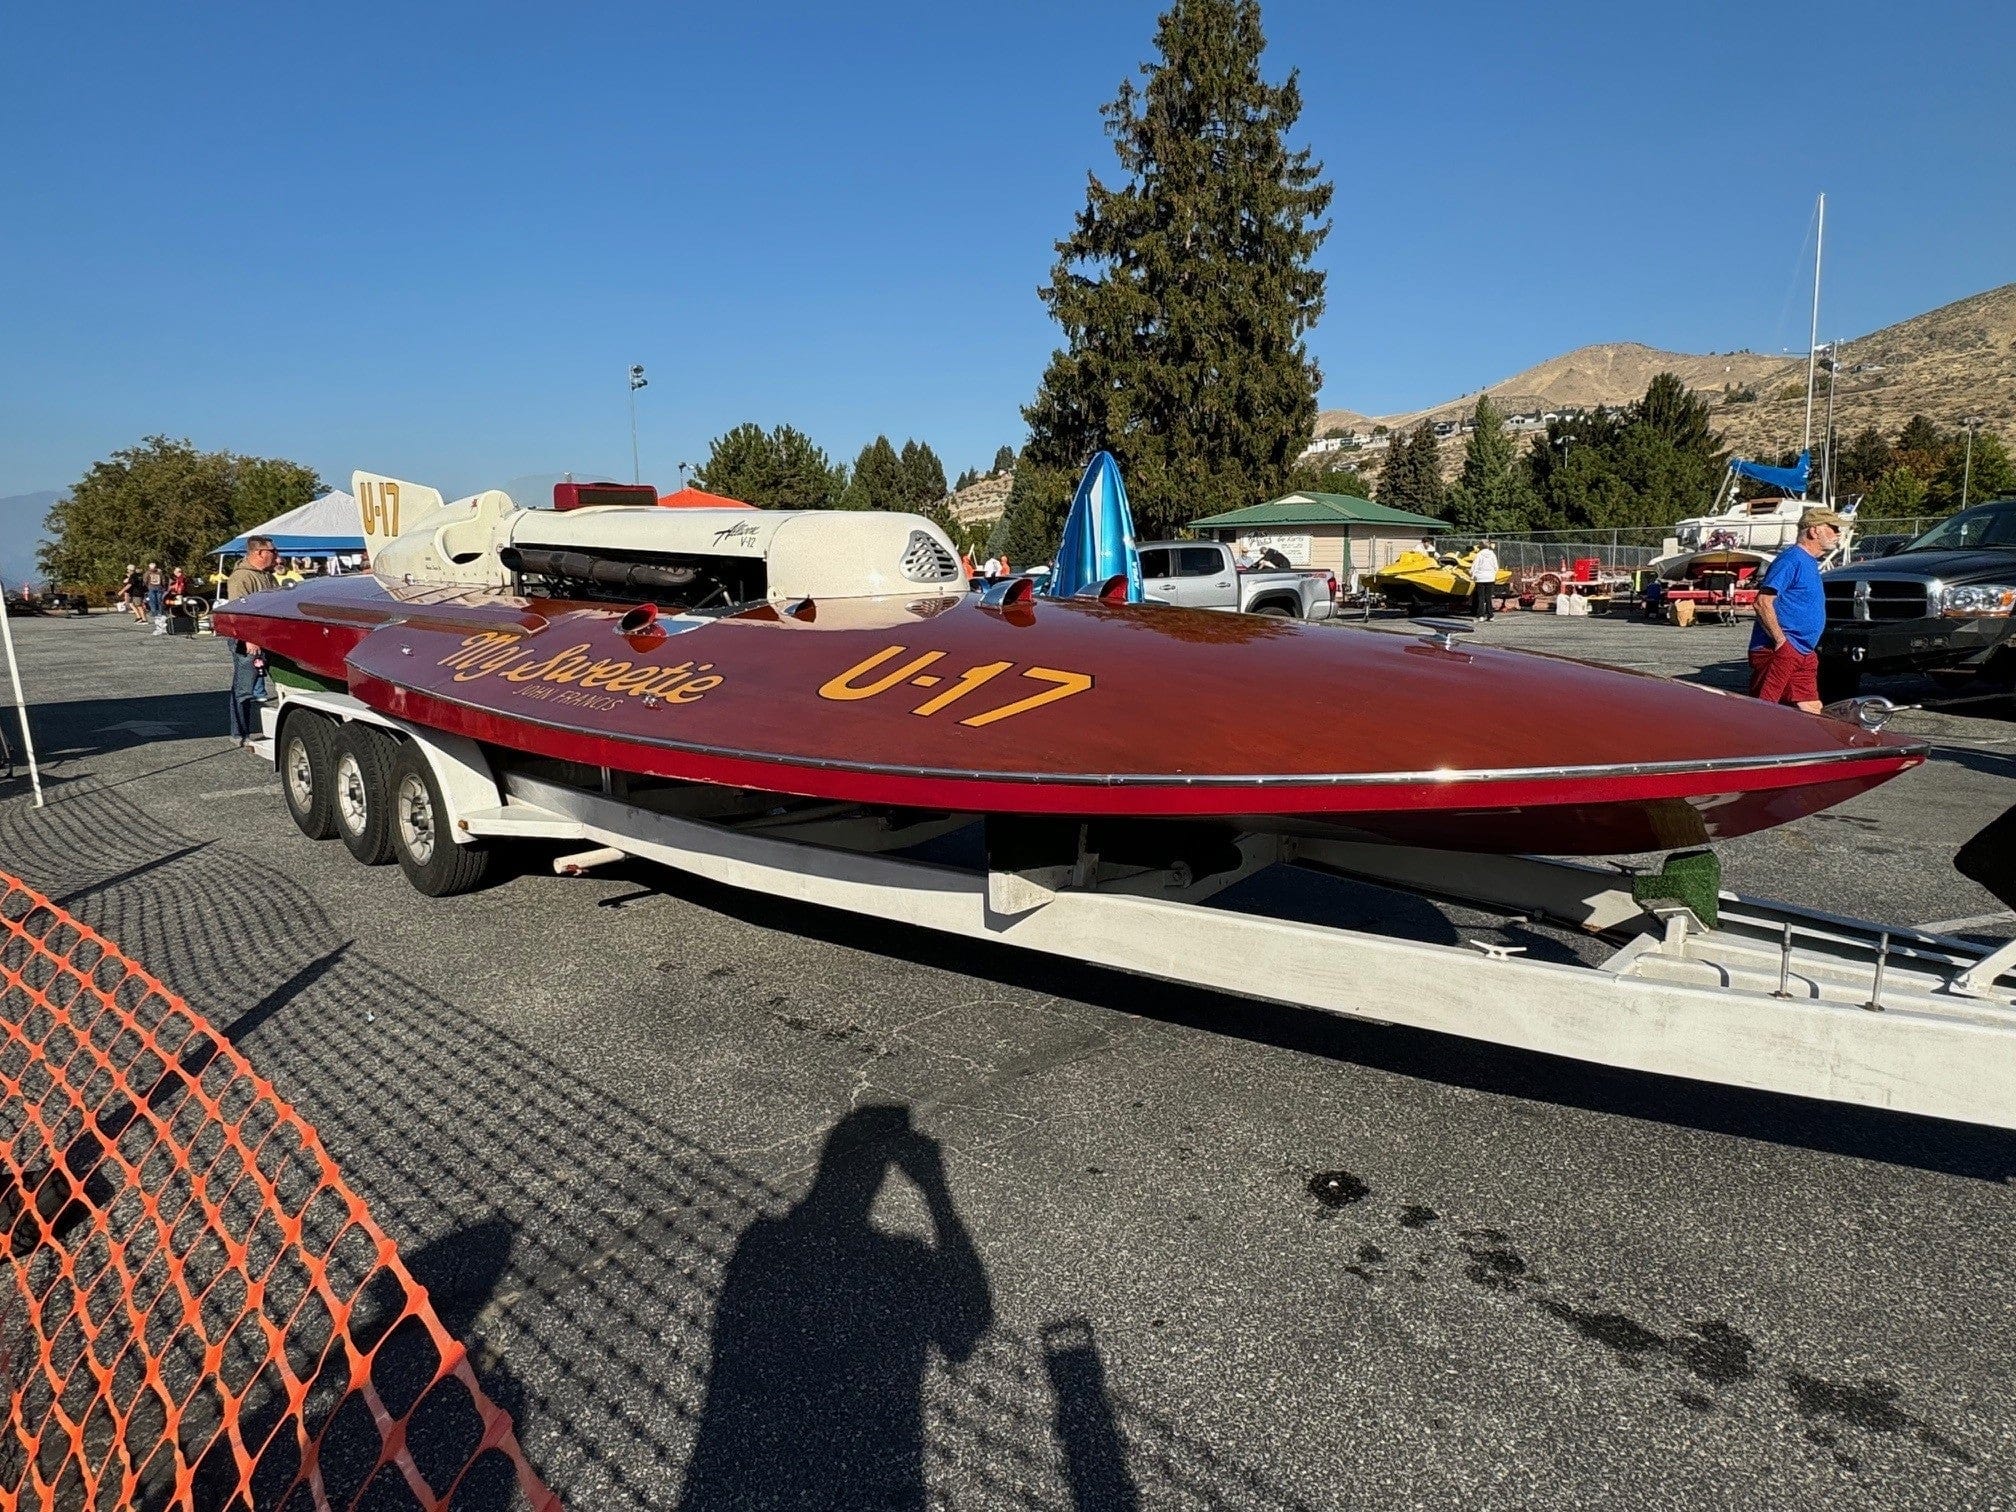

{"left": 4, "top": 607, "right": 2015, "bottom": 1510}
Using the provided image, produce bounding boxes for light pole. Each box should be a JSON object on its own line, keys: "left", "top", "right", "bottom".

{"left": 1960, "top": 416, "right": 1985, "bottom": 509}
{"left": 628, "top": 364, "right": 649, "bottom": 484}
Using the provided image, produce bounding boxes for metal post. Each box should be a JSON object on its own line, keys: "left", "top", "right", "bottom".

{"left": 1961, "top": 418, "right": 1982, "bottom": 509}
{"left": 0, "top": 578, "right": 46, "bottom": 808}
{"left": 1821, "top": 336, "right": 1839, "bottom": 502}
{"left": 627, "top": 363, "right": 649, "bottom": 486}
{"left": 1803, "top": 192, "right": 1824, "bottom": 461}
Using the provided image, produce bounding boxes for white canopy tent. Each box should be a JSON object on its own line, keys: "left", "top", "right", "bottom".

{"left": 214, "top": 491, "right": 365, "bottom": 557}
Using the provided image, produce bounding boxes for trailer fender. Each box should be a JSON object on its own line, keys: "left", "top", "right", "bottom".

{"left": 397, "top": 726, "right": 500, "bottom": 845}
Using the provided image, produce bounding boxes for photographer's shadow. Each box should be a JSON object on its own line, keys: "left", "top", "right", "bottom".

{"left": 678, "top": 1104, "right": 994, "bottom": 1510}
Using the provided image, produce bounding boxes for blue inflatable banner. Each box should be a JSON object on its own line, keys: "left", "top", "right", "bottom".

{"left": 1047, "top": 452, "right": 1142, "bottom": 601}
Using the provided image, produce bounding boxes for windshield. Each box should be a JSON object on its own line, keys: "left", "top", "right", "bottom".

{"left": 1905, "top": 504, "right": 2016, "bottom": 553}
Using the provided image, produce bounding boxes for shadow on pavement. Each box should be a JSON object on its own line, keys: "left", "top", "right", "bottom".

{"left": 678, "top": 1104, "right": 992, "bottom": 1510}
{"left": 18, "top": 690, "right": 226, "bottom": 762}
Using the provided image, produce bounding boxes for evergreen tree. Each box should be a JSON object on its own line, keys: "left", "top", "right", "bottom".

{"left": 953, "top": 468, "right": 978, "bottom": 492}
{"left": 997, "top": 0, "right": 1332, "bottom": 558}
{"left": 1836, "top": 425, "right": 1894, "bottom": 497}
{"left": 1376, "top": 424, "right": 1444, "bottom": 517}
{"left": 1445, "top": 395, "right": 1538, "bottom": 533}
{"left": 694, "top": 423, "right": 845, "bottom": 509}
{"left": 1522, "top": 376, "right": 1724, "bottom": 530}
{"left": 840, "top": 435, "right": 905, "bottom": 511}
{"left": 1410, "top": 426, "right": 1447, "bottom": 516}
{"left": 1896, "top": 414, "right": 1944, "bottom": 462}
{"left": 899, "top": 439, "right": 948, "bottom": 511}
{"left": 991, "top": 445, "right": 1017, "bottom": 475}
{"left": 1375, "top": 429, "right": 1413, "bottom": 508}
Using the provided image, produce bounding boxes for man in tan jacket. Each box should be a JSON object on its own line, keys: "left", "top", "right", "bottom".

{"left": 226, "top": 538, "right": 280, "bottom": 747}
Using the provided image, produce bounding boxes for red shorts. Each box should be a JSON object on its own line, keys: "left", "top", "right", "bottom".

{"left": 1749, "top": 643, "right": 1819, "bottom": 705}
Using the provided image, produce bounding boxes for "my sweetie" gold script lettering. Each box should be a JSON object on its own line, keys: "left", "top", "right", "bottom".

{"left": 438, "top": 631, "right": 723, "bottom": 704}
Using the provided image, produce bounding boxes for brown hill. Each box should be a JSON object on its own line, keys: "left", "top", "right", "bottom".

{"left": 941, "top": 470, "right": 1014, "bottom": 527}
{"left": 1318, "top": 282, "right": 2016, "bottom": 466}
{"left": 1714, "top": 283, "right": 2016, "bottom": 460}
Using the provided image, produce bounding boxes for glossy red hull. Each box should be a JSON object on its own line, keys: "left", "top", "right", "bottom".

{"left": 214, "top": 576, "right": 1926, "bottom": 855}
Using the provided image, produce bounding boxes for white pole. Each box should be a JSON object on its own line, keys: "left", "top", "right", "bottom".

{"left": 1822, "top": 333, "right": 1839, "bottom": 502}
{"left": 1803, "top": 192, "right": 1824, "bottom": 464}
{"left": 0, "top": 580, "right": 46, "bottom": 809}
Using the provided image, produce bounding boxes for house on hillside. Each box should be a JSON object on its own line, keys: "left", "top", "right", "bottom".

{"left": 1189, "top": 492, "right": 1450, "bottom": 582}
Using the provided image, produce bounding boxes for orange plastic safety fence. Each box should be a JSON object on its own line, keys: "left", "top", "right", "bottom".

{"left": 0, "top": 874, "right": 560, "bottom": 1512}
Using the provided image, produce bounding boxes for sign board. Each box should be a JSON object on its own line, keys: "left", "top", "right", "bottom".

{"left": 1244, "top": 532, "right": 1312, "bottom": 566}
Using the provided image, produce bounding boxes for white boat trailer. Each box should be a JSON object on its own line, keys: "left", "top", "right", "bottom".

{"left": 264, "top": 690, "right": 2016, "bottom": 1131}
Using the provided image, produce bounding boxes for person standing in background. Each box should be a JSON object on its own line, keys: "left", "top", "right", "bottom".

{"left": 1468, "top": 539, "right": 1500, "bottom": 621}
{"left": 225, "top": 537, "right": 280, "bottom": 747}
{"left": 143, "top": 562, "right": 166, "bottom": 634}
{"left": 1748, "top": 507, "right": 1844, "bottom": 713}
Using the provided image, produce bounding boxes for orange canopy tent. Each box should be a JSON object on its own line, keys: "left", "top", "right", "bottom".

{"left": 657, "top": 486, "right": 755, "bottom": 509}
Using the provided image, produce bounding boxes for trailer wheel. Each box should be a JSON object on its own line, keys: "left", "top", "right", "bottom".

{"left": 1534, "top": 572, "right": 1564, "bottom": 597}
{"left": 278, "top": 711, "right": 338, "bottom": 841}
{"left": 388, "top": 742, "right": 493, "bottom": 896}
{"left": 333, "top": 723, "right": 400, "bottom": 866}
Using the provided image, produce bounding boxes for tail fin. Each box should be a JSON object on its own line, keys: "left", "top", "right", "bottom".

{"left": 352, "top": 471, "right": 445, "bottom": 563}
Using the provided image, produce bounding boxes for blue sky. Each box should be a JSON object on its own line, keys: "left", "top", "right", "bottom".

{"left": 4, "top": 0, "right": 2010, "bottom": 501}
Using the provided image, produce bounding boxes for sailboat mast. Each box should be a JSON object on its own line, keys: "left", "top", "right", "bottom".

{"left": 1803, "top": 192, "right": 1825, "bottom": 466}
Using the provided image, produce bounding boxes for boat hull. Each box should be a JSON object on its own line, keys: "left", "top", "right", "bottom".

{"left": 213, "top": 576, "right": 1925, "bottom": 855}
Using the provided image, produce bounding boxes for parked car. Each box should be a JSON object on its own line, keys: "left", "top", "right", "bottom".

{"left": 1137, "top": 541, "right": 1336, "bottom": 619}
{"left": 1818, "top": 498, "right": 2016, "bottom": 700}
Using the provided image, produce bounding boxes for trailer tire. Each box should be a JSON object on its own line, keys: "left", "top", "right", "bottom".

{"left": 278, "top": 711, "right": 338, "bottom": 841}
{"left": 388, "top": 743, "right": 493, "bottom": 897}
{"left": 333, "top": 723, "right": 400, "bottom": 866}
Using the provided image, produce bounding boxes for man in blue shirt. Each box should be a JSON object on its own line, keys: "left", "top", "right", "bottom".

{"left": 1748, "top": 506, "right": 1846, "bottom": 711}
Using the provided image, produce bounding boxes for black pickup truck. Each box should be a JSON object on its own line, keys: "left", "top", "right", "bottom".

{"left": 1818, "top": 497, "right": 2016, "bottom": 700}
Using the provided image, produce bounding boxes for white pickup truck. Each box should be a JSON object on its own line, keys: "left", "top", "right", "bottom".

{"left": 1138, "top": 540, "right": 1336, "bottom": 619}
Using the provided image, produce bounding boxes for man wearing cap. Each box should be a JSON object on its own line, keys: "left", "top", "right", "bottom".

{"left": 1748, "top": 506, "right": 1845, "bottom": 713}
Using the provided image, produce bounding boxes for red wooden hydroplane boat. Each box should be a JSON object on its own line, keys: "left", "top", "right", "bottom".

{"left": 212, "top": 474, "right": 1924, "bottom": 857}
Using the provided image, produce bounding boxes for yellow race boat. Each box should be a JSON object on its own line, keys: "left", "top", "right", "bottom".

{"left": 1366, "top": 548, "right": 1509, "bottom": 609}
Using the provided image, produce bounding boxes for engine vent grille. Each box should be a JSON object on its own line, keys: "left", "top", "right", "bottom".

{"left": 901, "top": 530, "right": 961, "bottom": 582}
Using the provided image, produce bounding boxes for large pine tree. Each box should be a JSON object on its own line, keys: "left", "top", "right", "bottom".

{"left": 1446, "top": 396, "right": 1538, "bottom": 533}
{"left": 997, "top": 0, "right": 1332, "bottom": 561}
{"left": 1376, "top": 423, "right": 1445, "bottom": 518}
{"left": 841, "top": 435, "right": 905, "bottom": 511}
